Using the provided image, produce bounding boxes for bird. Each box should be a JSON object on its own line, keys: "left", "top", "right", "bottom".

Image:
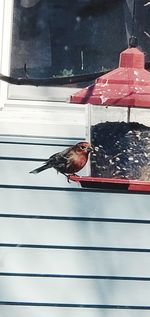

{"left": 29, "top": 141, "right": 93, "bottom": 179}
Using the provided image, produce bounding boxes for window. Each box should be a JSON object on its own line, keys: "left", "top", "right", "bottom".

{"left": 10, "top": 0, "right": 128, "bottom": 79}
{"left": 1, "top": 0, "right": 150, "bottom": 102}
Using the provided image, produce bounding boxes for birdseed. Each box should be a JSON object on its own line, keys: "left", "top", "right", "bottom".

{"left": 91, "top": 121, "right": 150, "bottom": 180}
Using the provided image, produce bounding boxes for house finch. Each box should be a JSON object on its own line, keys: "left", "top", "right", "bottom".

{"left": 29, "top": 141, "right": 92, "bottom": 178}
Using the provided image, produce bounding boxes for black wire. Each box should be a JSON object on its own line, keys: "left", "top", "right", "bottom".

{"left": 0, "top": 70, "right": 109, "bottom": 87}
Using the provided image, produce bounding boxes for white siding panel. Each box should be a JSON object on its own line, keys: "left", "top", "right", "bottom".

{"left": 0, "top": 218, "right": 150, "bottom": 249}
{"left": 0, "top": 122, "right": 85, "bottom": 138}
{"left": 0, "top": 160, "right": 81, "bottom": 187}
{"left": 1, "top": 307, "right": 150, "bottom": 317}
{"left": 0, "top": 159, "right": 91, "bottom": 187}
{"left": 0, "top": 142, "right": 85, "bottom": 159}
{"left": 1, "top": 277, "right": 150, "bottom": 306}
{"left": 0, "top": 104, "right": 86, "bottom": 138}
{"left": 0, "top": 248, "right": 150, "bottom": 277}
{"left": 0, "top": 136, "right": 81, "bottom": 145}
{"left": 0, "top": 188, "right": 149, "bottom": 220}
{"left": 0, "top": 143, "right": 71, "bottom": 159}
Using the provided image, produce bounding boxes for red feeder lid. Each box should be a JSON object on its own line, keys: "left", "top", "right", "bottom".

{"left": 70, "top": 46, "right": 150, "bottom": 108}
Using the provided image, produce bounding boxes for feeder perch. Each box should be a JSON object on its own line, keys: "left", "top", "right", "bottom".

{"left": 69, "top": 40, "right": 150, "bottom": 193}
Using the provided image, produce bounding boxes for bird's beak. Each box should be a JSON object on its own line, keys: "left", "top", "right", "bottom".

{"left": 87, "top": 145, "right": 94, "bottom": 153}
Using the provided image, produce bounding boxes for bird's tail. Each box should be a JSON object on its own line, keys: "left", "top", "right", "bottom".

{"left": 29, "top": 164, "right": 49, "bottom": 174}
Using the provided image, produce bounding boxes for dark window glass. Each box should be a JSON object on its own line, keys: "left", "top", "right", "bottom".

{"left": 10, "top": 0, "right": 150, "bottom": 81}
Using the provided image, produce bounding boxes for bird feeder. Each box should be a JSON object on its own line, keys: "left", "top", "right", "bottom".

{"left": 69, "top": 39, "right": 150, "bottom": 193}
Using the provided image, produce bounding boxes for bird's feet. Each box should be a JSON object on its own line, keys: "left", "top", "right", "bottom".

{"left": 67, "top": 173, "right": 79, "bottom": 183}
{"left": 67, "top": 175, "right": 71, "bottom": 183}
{"left": 61, "top": 173, "right": 71, "bottom": 183}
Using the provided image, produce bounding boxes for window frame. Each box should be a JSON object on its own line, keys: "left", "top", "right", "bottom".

{"left": 0, "top": 0, "right": 14, "bottom": 108}
{"left": 0, "top": 0, "right": 87, "bottom": 142}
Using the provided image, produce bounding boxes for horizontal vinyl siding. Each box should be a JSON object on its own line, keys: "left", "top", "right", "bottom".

{"left": 0, "top": 135, "right": 150, "bottom": 317}
{"left": 0, "top": 104, "right": 86, "bottom": 138}
{"left": 1, "top": 217, "right": 150, "bottom": 249}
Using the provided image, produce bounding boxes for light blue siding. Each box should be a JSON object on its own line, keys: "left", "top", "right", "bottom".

{"left": 0, "top": 135, "right": 150, "bottom": 317}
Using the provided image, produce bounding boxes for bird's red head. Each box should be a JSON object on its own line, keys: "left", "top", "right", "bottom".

{"left": 74, "top": 142, "right": 93, "bottom": 154}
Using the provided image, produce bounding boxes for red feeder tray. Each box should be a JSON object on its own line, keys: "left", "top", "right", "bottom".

{"left": 69, "top": 40, "right": 150, "bottom": 193}
{"left": 69, "top": 175, "right": 150, "bottom": 193}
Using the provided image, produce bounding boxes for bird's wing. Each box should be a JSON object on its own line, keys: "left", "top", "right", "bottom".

{"left": 46, "top": 150, "right": 68, "bottom": 167}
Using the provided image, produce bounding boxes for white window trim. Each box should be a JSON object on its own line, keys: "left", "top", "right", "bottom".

{"left": 0, "top": 0, "right": 87, "bottom": 141}
{"left": 0, "top": 0, "right": 14, "bottom": 108}
{"left": 0, "top": 0, "right": 80, "bottom": 107}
